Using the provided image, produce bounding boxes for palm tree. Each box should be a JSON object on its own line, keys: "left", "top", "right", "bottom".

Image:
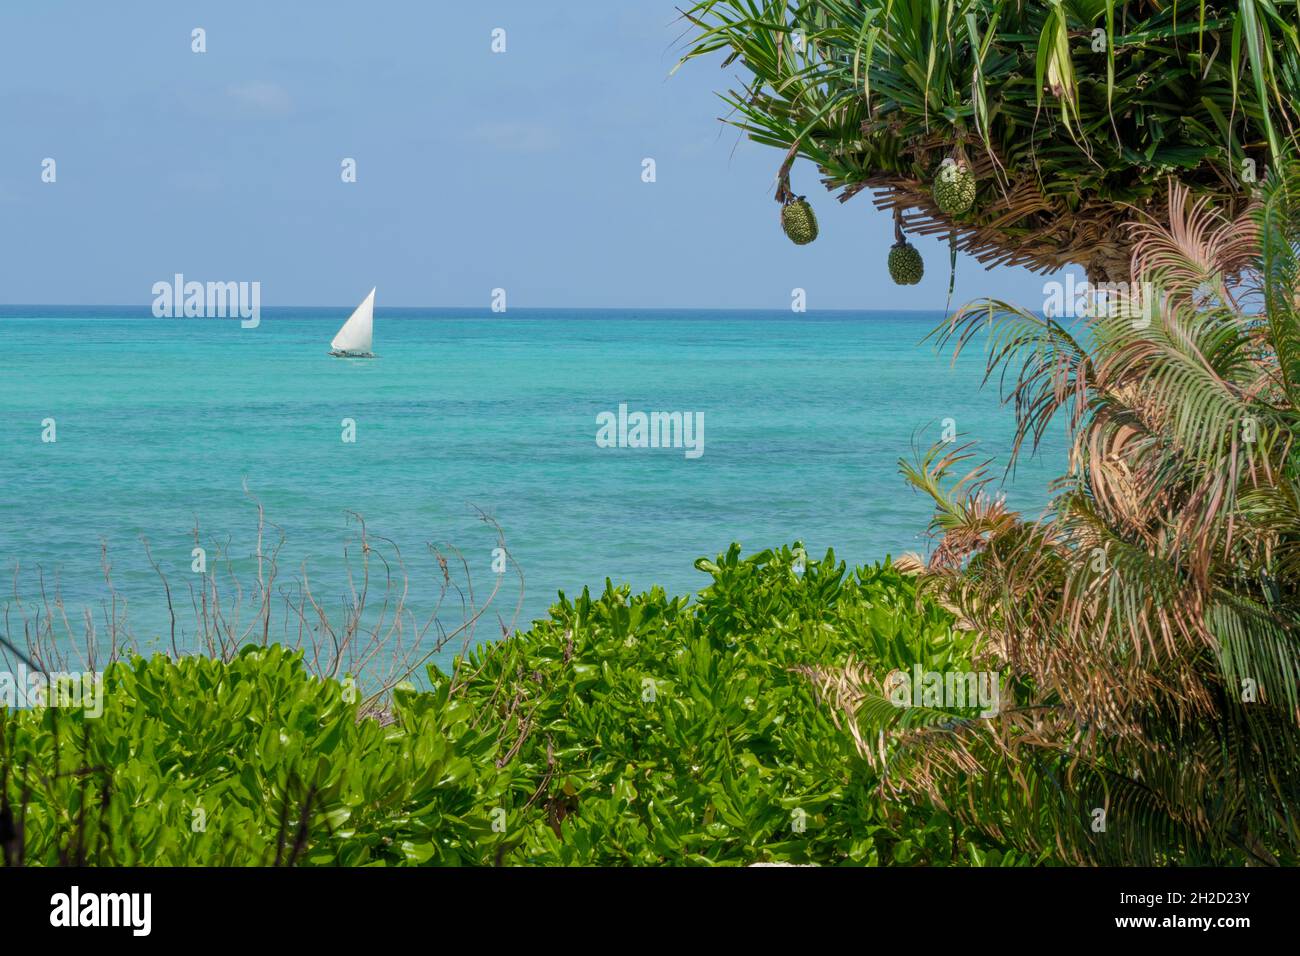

{"left": 820, "top": 165, "right": 1300, "bottom": 865}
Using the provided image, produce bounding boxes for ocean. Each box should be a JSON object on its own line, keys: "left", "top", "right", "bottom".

{"left": 0, "top": 306, "right": 1063, "bottom": 669}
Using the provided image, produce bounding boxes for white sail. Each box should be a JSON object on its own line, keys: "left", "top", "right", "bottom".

{"left": 330, "top": 288, "right": 375, "bottom": 354}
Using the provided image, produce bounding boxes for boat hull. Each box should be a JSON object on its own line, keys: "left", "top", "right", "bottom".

{"left": 329, "top": 350, "right": 375, "bottom": 358}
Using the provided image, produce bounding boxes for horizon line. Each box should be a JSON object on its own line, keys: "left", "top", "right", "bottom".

{"left": 0, "top": 303, "right": 957, "bottom": 313}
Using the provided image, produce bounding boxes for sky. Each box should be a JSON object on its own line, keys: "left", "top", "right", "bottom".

{"left": 0, "top": 1, "right": 1056, "bottom": 310}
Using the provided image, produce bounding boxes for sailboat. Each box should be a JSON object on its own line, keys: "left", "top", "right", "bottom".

{"left": 329, "top": 288, "right": 376, "bottom": 357}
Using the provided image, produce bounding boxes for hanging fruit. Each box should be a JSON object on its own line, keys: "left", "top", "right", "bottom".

{"left": 781, "top": 196, "right": 819, "bottom": 245}
{"left": 932, "top": 157, "right": 976, "bottom": 216}
{"left": 888, "top": 240, "right": 924, "bottom": 285}
{"left": 774, "top": 144, "right": 818, "bottom": 246}
{"left": 888, "top": 206, "right": 923, "bottom": 285}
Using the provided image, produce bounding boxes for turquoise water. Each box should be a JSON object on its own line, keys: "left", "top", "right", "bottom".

{"left": 0, "top": 307, "right": 1063, "bottom": 667}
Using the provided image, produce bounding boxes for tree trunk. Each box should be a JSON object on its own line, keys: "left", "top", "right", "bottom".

{"left": 1084, "top": 227, "right": 1133, "bottom": 286}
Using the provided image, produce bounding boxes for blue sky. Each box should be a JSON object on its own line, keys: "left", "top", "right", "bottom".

{"left": 0, "top": 1, "right": 1055, "bottom": 309}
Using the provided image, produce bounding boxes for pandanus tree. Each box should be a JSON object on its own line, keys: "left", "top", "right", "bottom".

{"left": 682, "top": 1, "right": 1300, "bottom": 863}
{"left": 678, "top": 1, "right": 1300, "bottom": 283}
{"left": 803, "top": 166, "right": 1300, "bottom": 864}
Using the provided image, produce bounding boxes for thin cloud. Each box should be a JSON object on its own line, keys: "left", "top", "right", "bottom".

{"left": 226, "top": 81, "right": 294, "bottom": 116}
{"left": 463, "top": 121, "right": 560, "bottom": 154}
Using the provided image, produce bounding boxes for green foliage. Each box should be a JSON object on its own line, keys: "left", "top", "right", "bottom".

{"left": 677, "top": 1, "right": 1300, "bottom": 277}
{"left": 1, "top": 546, "right": 1030, "bottom": 866}
{"left": 887, "top": 167, "right": 1300, "bottom": 866}
{"left": 451, "top": 545, "right": 982, "bottom": 865}
{"left": 1, "top": 645, "right": 510, "bottom": 866}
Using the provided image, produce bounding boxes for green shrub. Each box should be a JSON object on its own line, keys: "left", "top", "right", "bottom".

{"left": 2, "top": 646, "right": 510, "bottom": 866}
{"left": 1, "top": 544, "right": 1032, "bottom": 866}
{"left": 465, "top": 544, "right": 1003, "bottom": 865}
